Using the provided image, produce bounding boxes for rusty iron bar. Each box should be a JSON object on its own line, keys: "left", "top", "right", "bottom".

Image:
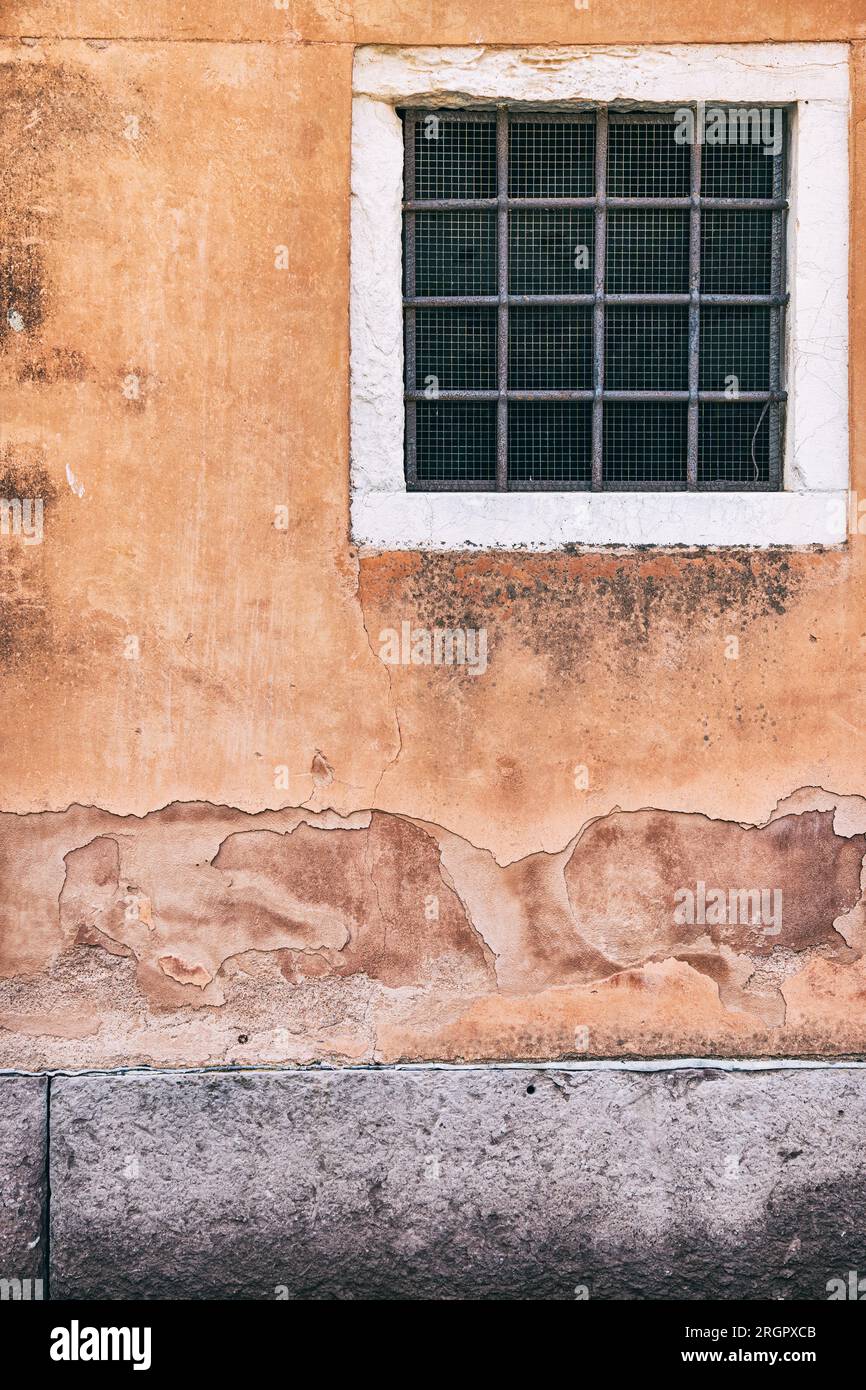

{"left": 592, "top": 108, "right": 609, "bottom": 490}
{"left": 405, "top": 294, "right": 789, "bottom": 308}
{"left": 687, "top": 124, "right": 702, "bottom": 489}
{"left": 769, "top": 114, "right": 786, "bottom": 487}
{"left": 403, "top": 112, "right": 418, "bottom": 487}
{"left": 403, "top": 197, "right": 787, "bottom": 212}
{"left": 405, "top": 389, "right": 787, "bottom": 402}
{"left": 496, "top": 107, "right": 509, "bottom": 491}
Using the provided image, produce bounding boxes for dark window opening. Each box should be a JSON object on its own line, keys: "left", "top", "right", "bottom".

{"left": 402, "top": 106, "right": 787, "bottom": 492}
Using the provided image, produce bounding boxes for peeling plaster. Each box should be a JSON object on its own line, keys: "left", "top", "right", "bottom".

{"left": 0, "top": 29, "right": 864, "bottom": 1076}
{"left": 1, "top": 789, "right": 865, "bottom": 1068}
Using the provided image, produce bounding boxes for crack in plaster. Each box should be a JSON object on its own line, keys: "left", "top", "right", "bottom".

{"left": 2, "top": 788, "right": 866, "bottom": 1065}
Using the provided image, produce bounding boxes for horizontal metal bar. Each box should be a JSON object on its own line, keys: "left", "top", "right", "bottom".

{"left": 405, "top": 296, "right": 500, "bottom": 307}
{"left": 605, "top": 294, "right": 690, "bottom": 306}
{"left": 699, "top": 390, "right": 787, "bottom": 402}
{"left": 398, "top": 108, "right": 498, "bottom": 123}
{"left": 700, "top": 294, "right": 788, "bottom": 306}
{"left": 405, "top": 294, "right": 789, "bottom": 308}
{"left": 698, "top": 199, "right": 786, "bottom": 212}
{"left": 399, "top": 107, "right": 594, "bottom": 123}
{"left": 595, "top": 480, "right": 689, "bottom": 491}
{"left": 405, "top": 198, "right": 580, "bottom": 211}
{"left": 406, "top": 479, "right": 499, "bottom": 492}
{"left": 402, "top": 106, "right": 790, "bottom": 125}
{"left": 694, "top": 479, "right": 779, "bottom": 492}
{"left": 401, "top": 106, "right": 791, "bottom": 128}
{"left": 404, "top": 197, "right": 787, "bottom": 212}
{"left": 407, "top": 479, "right": 779, "bottom": 492}
{"left": 601, "top": 389, "right": 788, "bottom": 402}
{"left": 407, "top": 390, "right": 589, "bottom": 401}
{"left": 507, "top": 294, "right": 594, "bottom": 306}
{"left": 405, "top": 390, "right": 787, "bottom": 403}
{"left": 506, "top": 480, "right": 592, "bottom": 491}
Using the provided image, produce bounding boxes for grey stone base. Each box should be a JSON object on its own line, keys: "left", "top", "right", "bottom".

{"left": 3, "top": 1067, "right": 866, "bottom": 1299}
{"left": 0, "top": 1076, "right": 47, "bottom": 1298}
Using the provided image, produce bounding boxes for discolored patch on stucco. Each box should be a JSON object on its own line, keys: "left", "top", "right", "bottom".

{"left": 49, "top": 805, "right": 494, "bottom": 1013}
{"left": 0, "top": 792, "right": 862, "bottom": 1066}
{"left": 359, "top": 549, "right": 813, "bottom": 678}
{"left": 17, "top": 346, "right": 89, "bottom": 385}
{"left": 0, "top": 240, "right": 46, "bottom": 343}
{"left": 0, "top": 21, "right": 862, "bottom": 1077}
{"left": 0, "top": 444, "right": 58, "bottom": 666}
{"left": 0, "top": 446, "right": 58, "bottom": 510}
{"left": 0, "top": 58, "right": 115, "bottom": 351}
{"left": 563, "top": 808, "right": 864, "bottom": 965}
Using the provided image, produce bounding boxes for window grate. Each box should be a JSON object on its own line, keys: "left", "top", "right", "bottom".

{"left": 402, "top": 105, "right": 788, "bottom": 492}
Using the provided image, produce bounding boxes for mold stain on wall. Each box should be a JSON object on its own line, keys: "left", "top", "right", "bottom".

{"left": 0, "top": 11, "right": 864, "bottom": 1067}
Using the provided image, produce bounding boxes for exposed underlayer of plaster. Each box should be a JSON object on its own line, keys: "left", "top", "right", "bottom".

{"left": 0, "top": 34, "right": 864, "bottom": 1079}
{"left": 2, "top": 787, "right": 866, "bottom": 1069}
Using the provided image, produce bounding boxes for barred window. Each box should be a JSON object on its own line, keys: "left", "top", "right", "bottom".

{"left": 402, "top": 107, "right": 787, "bottom": 493}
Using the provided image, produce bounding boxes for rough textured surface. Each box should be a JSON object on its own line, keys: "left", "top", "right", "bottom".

{"left": 0, "top": 1077, "right": 47, "bottom": 1287}
{"left": 0, "top": 9, "right": 864, "bottom": 1068}
{"left": 1, "top": 797, "right": 866, "bottom": 1064}
{"left": 49, "top": 1067, "right": 866, "bottom": 1300}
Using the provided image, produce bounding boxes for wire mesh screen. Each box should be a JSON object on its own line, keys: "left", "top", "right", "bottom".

{"left": 414, "top": 114, "right": 497, "bottom": 199}
{"left": 606, "top": 210, "right": 690, "bottom": 294}
{"left": 698, "top": 402, "right": 774, "bottom": 486}
{"left": 414, "top": 401, "right": 497, "bottom": 483}
{"left": 413, "top": 211, "right": 497, "bottom": 296}
{"left": 701, "top": 211, "right": 773, "bottom": 294}
{"left": 607, "top": 120, "right": 690, "bottom": 197}
{"left": 509, "top": 307, "right": 592, "bottom": 391}
{"left": 509, "top": 120, "right": 595, "bottom": 197}
{"left": 414, "top": 307, "right": 498, "bottom": 390}
{"left": 509, "top": 402, "right": 593, "bottom": 484}
{"left": 699, "top": 307, "right": 770, "bottom": 392}
{"left": 605, "top": 307, "right": 689, "bottom": 391}
{"left": 604, "top": 402, "right": 688, "bottom": 485}
{"left": 402, "top": 106, "right": 787, "bottom": 491}
{"left": 509, "top": 210, "right": 595, "bottom": 294}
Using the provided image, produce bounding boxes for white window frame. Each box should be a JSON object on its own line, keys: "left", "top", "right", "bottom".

{"left": 349, "top": 43, "right": 850, "bottom": 550}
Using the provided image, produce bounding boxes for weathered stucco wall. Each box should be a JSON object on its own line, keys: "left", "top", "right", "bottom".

{"left": 1, "top": 2, "right": 866, "bottom": 1066}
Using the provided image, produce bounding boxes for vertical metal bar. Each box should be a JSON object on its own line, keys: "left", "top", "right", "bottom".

{"left": 591, "top": 108, "right": 608, "bottom": 490}
{"left": 687, "top": 110, "right": 701, "bottom": 490}
{"left": 404, "top": 113, "right": 418, "bottom": 486}
{"left": 768, "top": 109, "right": 784, "bottom": 489}
{"left": 497, "top": 107, "right": 509, "bottom": 491}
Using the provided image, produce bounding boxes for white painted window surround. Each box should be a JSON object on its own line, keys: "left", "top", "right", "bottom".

{"left": 350, "top": 44, "right": 850, "bottom": 550}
